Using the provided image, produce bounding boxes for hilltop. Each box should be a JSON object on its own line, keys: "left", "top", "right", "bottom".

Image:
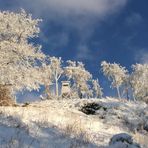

{"left": 0, "top": 98, "right": 148, "bottom": 148}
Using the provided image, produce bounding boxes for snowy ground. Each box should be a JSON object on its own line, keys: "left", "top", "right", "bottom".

{"left": 0, "top": 98, "right": 147, "bottom": 148}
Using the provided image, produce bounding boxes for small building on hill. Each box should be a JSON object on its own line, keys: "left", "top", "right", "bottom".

{"left": 61, "top": 81, "right": 71, "bottom": 98}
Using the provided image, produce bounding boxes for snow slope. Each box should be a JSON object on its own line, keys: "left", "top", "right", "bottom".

{"left": 0, "top": 98, "right": 147, "bottom": 148}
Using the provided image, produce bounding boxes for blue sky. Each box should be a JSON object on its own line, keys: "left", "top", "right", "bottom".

{"left": 0, "top": 0, "right": 148, "bottom": 100}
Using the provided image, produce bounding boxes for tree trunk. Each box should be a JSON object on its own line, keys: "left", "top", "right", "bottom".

{"left": 117, "top": 86, "right": 121, "bottom": 99}
{"left": 45, "top": 85, "right": 51, "bottom": 99}
{"left": 55, "top": 79, "right": 59, "bottom": 97}
{"left": 126, "top": 90, "right": 130, "bottom": 101}
{"left": 133, "top": 92, "right": 136, "bottom": 101}
{"left": 126, "top": 88, "right": 129, "bottom": 101}
{"left": 0, "top": 85, "right": 15, "bottom": 106}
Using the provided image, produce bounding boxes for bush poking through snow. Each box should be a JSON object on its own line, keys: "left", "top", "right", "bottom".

{"left": 60, "top": 120, "right": 94, "bottom": 147}
{"left": 80, "top": 102, "right": 107, "bottom": 115}
{"left": 133, "top": 132, "right": 148, "bottom": 148}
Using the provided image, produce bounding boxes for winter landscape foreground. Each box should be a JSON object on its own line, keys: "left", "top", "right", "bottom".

{"left": 0, "top": 98, "right": 147, "bottom": 148}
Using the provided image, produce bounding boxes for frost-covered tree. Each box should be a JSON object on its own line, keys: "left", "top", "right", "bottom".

{"left": 0, "top": 10, "right": 45, "bottom": 102}
{"left": 64, "top": 60, "right": 92, "bottom": 98}
{"left": 101, "top": 61, "right": 128, "bottom": 99}
{"left": 49, "top": 57, "right": 63, "bottom": 96}
{"left": 39, "top": 61, "right": 52, "bottom": 99}
{"left": 121, "top": 74, "right": 131, "bottom": 100}
{"left": 130, "top": 64, "right": 148, "bottom": 102}
{"left": 92, "top": 79, "right": 103, "bottom": 98}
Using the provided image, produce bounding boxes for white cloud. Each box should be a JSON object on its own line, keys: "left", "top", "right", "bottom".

{"left": 55, "top": 0, "right": 124, "bottom": 15}
{"left": 21, "top": 0, "right": 128, "bottom": 19}
{"left": 40, "top": 31, "right": 69, "bottom": 49}
{"left": 125, "top": 13, "right": 143, "bottom": 26}
{"left": 5, "top": 0, "right": 128, "bottom": 59}
{"left": 18, "top": 0, "right": 128, "bottom": 35}
{"left": 11, "top": 0, "right": 128, "bottom": 37}
{"left": 135, "top": 50, "right": 148, "bottom": 64}
{"left": 76, "top": 45, "right": 93, "bottom": 60}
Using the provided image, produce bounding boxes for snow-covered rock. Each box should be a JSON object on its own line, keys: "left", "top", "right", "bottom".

{"left": 108, "top": 133, "right": 141, "bottom": 148}
{"left": 109, "top": 133, "right": 133, "bottom": 145}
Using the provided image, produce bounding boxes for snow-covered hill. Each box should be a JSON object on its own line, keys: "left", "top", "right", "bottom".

{"left": 0, "top": 98, "right": 147, "bottom": 148}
